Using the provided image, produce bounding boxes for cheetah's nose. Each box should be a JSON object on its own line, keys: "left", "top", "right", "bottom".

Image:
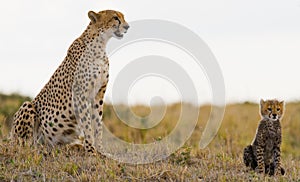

{"left": 272, "top": 114, "right": 277, "bottom": 118}
{"left": 123, "top": 25, "right": 130, "bottom": 30}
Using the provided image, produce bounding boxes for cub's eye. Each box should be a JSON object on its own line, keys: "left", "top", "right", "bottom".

{"left": 267, "top": 108, "right": 272, "bottom": 112}
{"left": 277, "top": 108, "right": 280, "bottom": 111}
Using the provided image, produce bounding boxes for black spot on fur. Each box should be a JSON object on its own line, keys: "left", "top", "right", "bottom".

{"left": 68, "top": 124, "right": 74, "bottom": 128}
{"left": 62, "top": 129, "right": 74, "bottom": 136}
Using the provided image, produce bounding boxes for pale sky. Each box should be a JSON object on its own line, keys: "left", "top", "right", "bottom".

{"left": 0, "top": 0, "right": 300, "bottom": 105}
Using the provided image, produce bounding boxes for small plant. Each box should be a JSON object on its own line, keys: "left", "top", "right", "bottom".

{"left": 170, "top": 146, "right": 192, "bottom": 165}
{"left": 63, "top": 162, "right": 79, "bottom": 176}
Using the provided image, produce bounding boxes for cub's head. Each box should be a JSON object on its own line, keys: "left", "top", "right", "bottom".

{"left": 88, "top": 10, "right": 129, "bottom": 39}
{"left": 260, "top": 99, "right": 284, "bottom": 120}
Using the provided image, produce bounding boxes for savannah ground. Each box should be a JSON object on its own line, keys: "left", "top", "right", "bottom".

{"left": 0, "top": 93, "right": 300, "bottom": 181}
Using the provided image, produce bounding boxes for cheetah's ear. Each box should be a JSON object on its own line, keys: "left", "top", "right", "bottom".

{"left": 88, "top": 11, "right": 99, "bottom": 24}
{"left": 260, "top": 99, "right": 265, "bottom": 106}
{"left": 279, "top": 101, "right": 284, "bottom": 107}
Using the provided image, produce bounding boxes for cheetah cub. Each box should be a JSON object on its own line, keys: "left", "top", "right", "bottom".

{"left": 243, "top": 99, "right": 285, "bottom": 175}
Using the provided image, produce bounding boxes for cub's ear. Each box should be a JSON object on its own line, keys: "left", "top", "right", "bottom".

{"left": 88, "top": 11, "right": 99, "bottom": 23}
{"left": 279, "top": 100, "right": 284, "bottom": 107}
{"left": 260, "top": 99, "right": 265, "bottom": 106}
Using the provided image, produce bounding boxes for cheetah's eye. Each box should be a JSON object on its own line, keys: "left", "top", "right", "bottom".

{"left": 113, "top": 16, "right": 120, "bottom": 21}
{"left": 277, "top": 108, "right": 280, "bottom": 111}
{"left": 267, "top": 108, "right": 272, "bottom": 112}
{"left": 113, "top": 16, "right": 121, "bottom": 25}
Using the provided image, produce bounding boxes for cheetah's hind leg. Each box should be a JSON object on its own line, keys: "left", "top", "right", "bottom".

{"left": 243, "top": 145, "right": 257, "bottom": 170}
{"left": 10, "top": 101, "right": 36, "bottom": 145}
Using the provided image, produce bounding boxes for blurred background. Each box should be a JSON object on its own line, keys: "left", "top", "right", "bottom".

{"left": 0, "top": 0, "right": 300, "bottom": 104}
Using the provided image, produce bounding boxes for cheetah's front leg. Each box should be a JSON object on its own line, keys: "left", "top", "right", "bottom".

{"left": 73, "top": 96, "right": 96, "bottom": 154}
{"left": 255, "top": 145, "right": 265, "bottom": 174}
{"left": 92, "top": 85, "right": 107, "bottom": 153}
{"left": 73, "top": 75, "right": 97, "bottom": 154}
{"left": 273, "top": 146, "right": 282, "bottom": 175}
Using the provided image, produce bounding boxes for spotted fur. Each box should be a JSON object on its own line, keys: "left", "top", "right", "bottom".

{"left": 10, "top": 10, "right": 129, "bottom": 154}
{"left": 243, "top": 99, "right": 285, "bottom": 175}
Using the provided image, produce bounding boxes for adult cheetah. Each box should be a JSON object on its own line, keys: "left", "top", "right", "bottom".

{"left": 10, "top": 10, "right": 129, "bottom": 154}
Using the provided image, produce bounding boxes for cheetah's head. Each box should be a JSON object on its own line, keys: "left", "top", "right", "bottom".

{"left": 88, "top": 10, "right": 129, "bottom": 40}
{"left": 260, "top": 99, "right": 284, "bottom": 121}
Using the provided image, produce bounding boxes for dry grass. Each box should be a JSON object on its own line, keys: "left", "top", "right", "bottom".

{"left": 1, "top": 141, "right": 299, "bottom": 181}
{"left": 0, "top": 94, "right": 300, "bottom": 181}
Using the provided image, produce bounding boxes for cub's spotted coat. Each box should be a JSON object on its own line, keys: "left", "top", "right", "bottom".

{"left": 243, "top": 99, "right": 285, "bottom": 175}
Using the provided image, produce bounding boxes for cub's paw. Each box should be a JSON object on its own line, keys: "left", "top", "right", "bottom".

{"left": 275, "top": 167, "right": 285, "bottom": 176}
